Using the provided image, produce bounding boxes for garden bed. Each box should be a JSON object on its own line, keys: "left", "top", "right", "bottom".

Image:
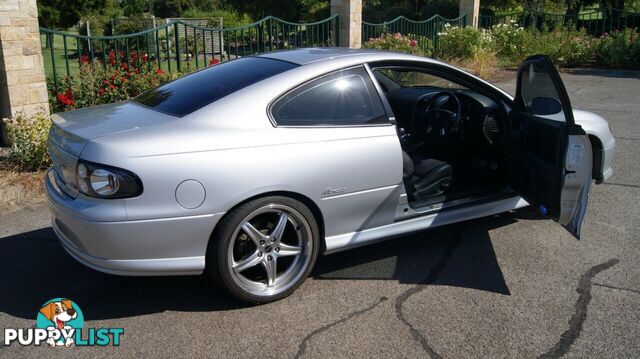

{"left": 0, "top": 148, "right": 45, "bottom": 217}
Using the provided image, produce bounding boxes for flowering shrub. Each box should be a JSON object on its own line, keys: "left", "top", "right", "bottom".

{"left": 555, "top": 30, "right": 598, "bottom": 67}
{"left": 436, "top": 23, "right": 487, "bottom": 60}
{"left": 594, "top": 29, "right": 640, "bottom": 68}
{"left": 436, "top": 22, "right": 639, "bottom": 69}
{"left": 490, "top": 21, "right": 526, "bottom": 60}
{"left": 2, "top": 113, "right": 51, "bottom": 171}
{"left": 364, "top": 32, "right": 428, "bottom": 55}
{"left": 49, "top": 51, "right": 175, "bottom": 113}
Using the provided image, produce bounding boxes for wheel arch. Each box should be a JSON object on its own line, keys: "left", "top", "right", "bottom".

{"left": 587, "top": 133, "right": 604, "bottom": 184}
{"left": 208, "top": 190, "right": 326, "bottom": 253}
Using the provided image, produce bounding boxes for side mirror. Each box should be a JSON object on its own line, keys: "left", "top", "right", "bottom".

{"left": 530, "top": 96, "right": 562, "bottom": 116}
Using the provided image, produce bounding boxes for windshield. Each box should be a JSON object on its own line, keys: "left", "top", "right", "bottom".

{"left": 134, "top": 57, "right": 298, "bottom": 117}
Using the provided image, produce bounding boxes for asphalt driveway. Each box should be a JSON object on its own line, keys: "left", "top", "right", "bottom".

{"left": 0, "top": 70, "right": 639, "bottom": 358}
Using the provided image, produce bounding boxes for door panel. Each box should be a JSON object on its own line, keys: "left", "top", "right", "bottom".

{"left": 509, "top": 113, "right": 568, "bottom": 220}
{"left": 559, "top": 132, "right": 592, "bottom": 235}
{"left": 510, "top": 55, "right": 593, "bottom": 238}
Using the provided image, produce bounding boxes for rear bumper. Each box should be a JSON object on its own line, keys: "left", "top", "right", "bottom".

{"left": 45, "top": 169, "right": 223, "bottom": 276}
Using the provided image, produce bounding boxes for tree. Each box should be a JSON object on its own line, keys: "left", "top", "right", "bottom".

{"left": 223, "top": 0, "right": 304, "bottom": 20}
{"left": 152, "top": 0, "right": 195, "bottom": 18}
{"left": 37, "top": 0, "right": 109, "bottom": 29}
{"left": 122, "top": 0, "right": 150, "bottom": 17}
{"left": 480, "top": 0, "right": 520, "bottom": 11}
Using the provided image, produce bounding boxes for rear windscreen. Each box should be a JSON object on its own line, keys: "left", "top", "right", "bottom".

{"left": 134, "top": 57, "right": 298, "bottom": 117}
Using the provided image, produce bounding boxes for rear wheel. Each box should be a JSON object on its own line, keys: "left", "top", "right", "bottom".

{"left": 207, "top": 196, "right": 319, "bottom": 303}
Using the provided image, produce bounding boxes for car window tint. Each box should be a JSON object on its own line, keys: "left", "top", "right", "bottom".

{"left": 378, "top": 69, "right": 465, "bottom": 89}
{"left": 134, "top": 57, "right": 297, "bottom": 117}
{"left": 272, "top": 67, "right": 387, "bottom": 126}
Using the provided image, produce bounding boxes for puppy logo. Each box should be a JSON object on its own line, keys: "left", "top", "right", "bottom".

{"left": 36, "top": 298, "right": 84, "bottom": 347}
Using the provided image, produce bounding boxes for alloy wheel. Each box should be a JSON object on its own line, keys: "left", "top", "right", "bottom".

{"left": 226, "top": 204, "right": 313, "bottom": 297}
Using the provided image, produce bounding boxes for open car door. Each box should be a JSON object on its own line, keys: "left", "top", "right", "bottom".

{"left": 509, "top": 55, "right": 593, "bottom": 239}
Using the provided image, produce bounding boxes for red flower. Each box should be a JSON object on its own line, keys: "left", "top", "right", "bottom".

{"left": 80, "top": 55, "right": 91, "bottom": 64}
{"left": 108, "top": 50, "right": 116, "bottom": 66}
{"left": 209, "top": 58, "right": 220, "bottom": 66}
{"left": 121, "top": 76, "right": 127, "bottom": 82}
{"left": 134, "top": 68, "right": 140, "bottom": 74}
{"left": 155, "top": 68, "right": 165, "bottom": 75}
{"left": 56, "top": 90, "right": 74, "bottom": 106}
{"left": 109, "top": 84, "right": 116, "bottom": 90}
{"left": 410, "top": 39, "right": 417, "bottom": 48}
{"left": 121, "top": 63, "right": 128, "bottom": 70}
{"left": 142, "top": 53, "right": 149, "bottom": 62}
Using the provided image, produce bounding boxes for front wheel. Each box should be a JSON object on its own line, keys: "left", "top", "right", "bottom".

{"left": 207, "top": 196, "right": 320, "bottom": 303}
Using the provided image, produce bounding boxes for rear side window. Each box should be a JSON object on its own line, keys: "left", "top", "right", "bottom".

{"left": 271, "top": 67, "right": 387, "bottom": 126}
{"left": 134, "top": 57, "right": 297, "bottom": 117}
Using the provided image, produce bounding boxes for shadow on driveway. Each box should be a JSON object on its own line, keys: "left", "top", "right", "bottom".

{"left": 314, "top": 208, "right": 542, "bottom": 294}
{"left": 0, "top": 208, "right": 542, "bottom": 321}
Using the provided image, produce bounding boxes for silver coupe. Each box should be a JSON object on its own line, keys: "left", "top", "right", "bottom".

{"left": 45, "top": 49, "right": 615, "bottom": 303}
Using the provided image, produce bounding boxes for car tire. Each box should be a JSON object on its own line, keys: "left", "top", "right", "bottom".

{"left": 207, "top": 196, "right": 320, "bottom": 303}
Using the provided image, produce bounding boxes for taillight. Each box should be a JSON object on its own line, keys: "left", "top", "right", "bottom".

{"left": 76, "top": 161, "right": 143, "bottom": 199}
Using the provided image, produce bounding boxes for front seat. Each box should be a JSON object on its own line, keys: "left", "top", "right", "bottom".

{"left": 402, "top": 151, "right": 453, "bottom": 201}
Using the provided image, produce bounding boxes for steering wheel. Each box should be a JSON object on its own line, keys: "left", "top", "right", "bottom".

{"left": 404, "top": 91, "right": 462, "bottom": 150}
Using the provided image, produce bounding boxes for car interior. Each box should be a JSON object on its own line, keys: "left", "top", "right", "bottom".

{"left": 371, "top": 66, "right": 511, "bottom": 209}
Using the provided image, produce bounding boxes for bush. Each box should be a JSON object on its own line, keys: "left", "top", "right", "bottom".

{"left": 517, "top": 28, "right": 563, "bottom": 65}
{"left": 594, "top": 29, "right": 640, "bottom": 69}
{"left": 435, "top": 24, "right": 486, "bottom": 60}
{"left": 181, "top": 8, "right": 253, "bottom": 28}
{"left": 113, "top": 20, "right": 151, "bottom": 35}
{"left": 556, "top": 29, "right": 597, "bottom": 67}
{"left": 3, "top": 113, "right": 51, "bottom": 171}
{"left": 363, "top": 33, "right": 427, "bottom": 56}
{"left": 490, "top": 21, "right": 526, "bottom": 62}
{"left": 434, "top": 22, "right": 633, "bottom": 69}
{"left": 48, "top": 53, "right": 176, "bottom": 113}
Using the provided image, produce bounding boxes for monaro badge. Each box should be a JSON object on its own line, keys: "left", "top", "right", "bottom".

{"left": 321, "top": 187, "right": 348, "bottom": 198}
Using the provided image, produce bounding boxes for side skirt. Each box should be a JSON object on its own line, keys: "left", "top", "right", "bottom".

{"left": 323, "top": 195, "right": 529, "bottom": 254}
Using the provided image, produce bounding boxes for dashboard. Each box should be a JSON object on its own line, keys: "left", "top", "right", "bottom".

{"left": 385, "top": 87, "right": 506, "bottom": 148}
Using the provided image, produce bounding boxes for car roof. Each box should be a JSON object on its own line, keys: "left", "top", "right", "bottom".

{"left": 257, "top": 47, "right": 437, "bottom": 66}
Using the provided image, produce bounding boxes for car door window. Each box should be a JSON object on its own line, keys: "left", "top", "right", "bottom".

{"left": 519, "top": 62, "right": 566, "bottom": 122}
{"left": 378, "top": 68, "right": 465, "bottom": 89}
{"left": 271, "top": 67, "right": 387, "bottom": 126}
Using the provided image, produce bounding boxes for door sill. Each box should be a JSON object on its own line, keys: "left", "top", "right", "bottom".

{"left": 396, "top": 187, "right": 515, "bottom": 221}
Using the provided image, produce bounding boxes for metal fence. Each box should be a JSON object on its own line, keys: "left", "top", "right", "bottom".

{"left": 40, "top": 14, "right": 340, "bottom": 92}
{"left": 479, "top": 8, "right": 640, "bottom": 35}
{"left": 362, "top": 14, "right": 467, "bottom": 52}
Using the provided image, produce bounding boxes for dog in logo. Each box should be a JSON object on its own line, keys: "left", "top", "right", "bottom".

{"left": 39, "top": 299, "right": 77, "bottom": 347}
